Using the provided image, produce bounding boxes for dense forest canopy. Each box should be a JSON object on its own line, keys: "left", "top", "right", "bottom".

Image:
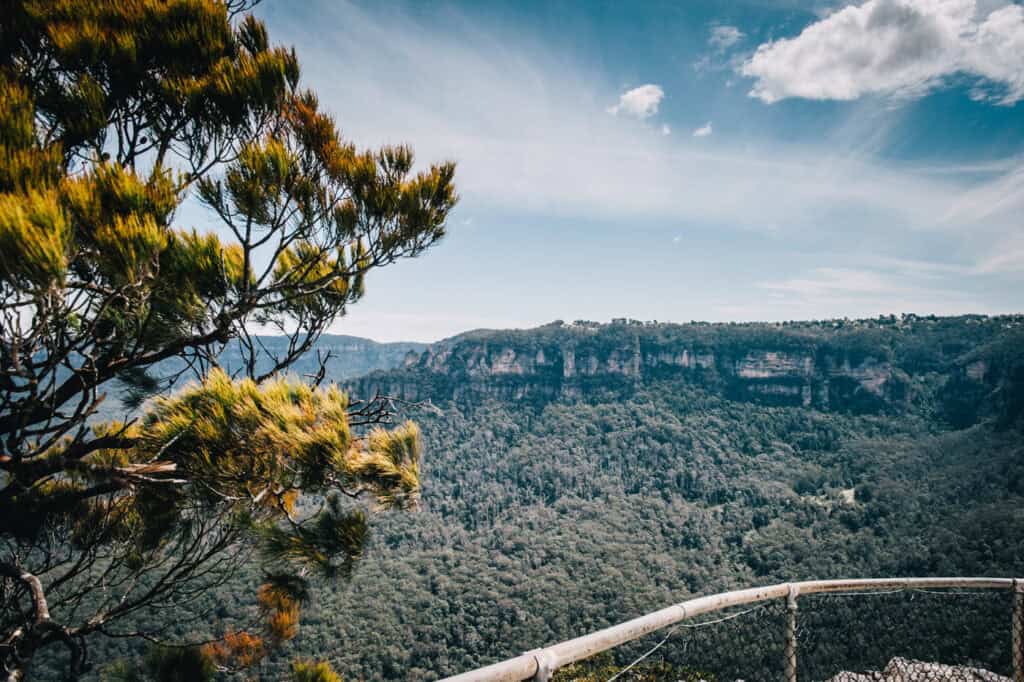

{"left": 59, "top": 315, "right": 1024, "bottom": 680}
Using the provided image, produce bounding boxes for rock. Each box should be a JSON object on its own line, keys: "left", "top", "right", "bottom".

{"left": 825, "top": 656, "right": 1011, "bottom": 681}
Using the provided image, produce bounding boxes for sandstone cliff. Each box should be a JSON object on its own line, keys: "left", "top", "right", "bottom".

{"left": 352, "top": 316, "right": 1024, "bottom": 421}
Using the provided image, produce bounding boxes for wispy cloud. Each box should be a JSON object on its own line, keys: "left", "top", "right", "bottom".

{"left": 709, "top": 24, "right": 745, "bottom": 51}
{"left": 695, "top": 24, "right": 748, "bottom": 74}
{"left": 742, "top": 0, "right": 1024, "bottom": 104}
{"left": 692, "top": 121, "right": 713, "bottom": 137}
{"left": 749, "top": 265, "right": 998, "bottom": 320}
{"left": 975, "top": 234, "right": 1024, "bottom": 274}
{"left": 940, "top": 162, "right": 1024, "bottom": 226}
{"left": 259, "top": 1, "right": 1024, "bottom": 334}
{"left": 761, "top": 267, "right": 895, "bottom": 296}
{"left": 607, "top": 84, "right": 665, "bottom": 119}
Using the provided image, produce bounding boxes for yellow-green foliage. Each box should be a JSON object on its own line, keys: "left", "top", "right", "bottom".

{"left": 62, "top": 162, "right": 177, "bottom": 236}
{"left": 140, "top": 370, "right": 419, "bottom": 505}
{"left": 0, "top": 77, "right": 36, "bottom": 151}
{"left": 131, "top": 370, "right": 420, "bottom": 574}
{"left": 339, "top": 145, "right": 456, "bottom": 251}
{"left": 21, "top": 0, "right": 298, "bottom": 138}
{"left": 0, "top": 152, "right": 184, "bottom": 290}
{"left": 56, "top": 163, "right": 177, "bottom": 288}
{"left": 287, "top": 91, "right": 356, "bottom": 183}
{"left": 0, "top": 76, "right": 62, "bottom": 192}
{"left": 95, "top": 214, "right": 167, "bottom": 283}
{"left": 291, "top": 660, "right": 343, "bottom": 682}
{"left": 0, "top": 189, "right": 69, "bottom": 287}
{"left": 142, "top": 369, "right": 351, "bottom": 493}
{"left": 272, "top": 240, "right": 360, "bottom": 318}
{"left": 226, "top": 137, "right": 307, "bottom": 225}
{"left": 359, "top": 421, "right": 422, "bottom": 510}
{"left": 151, "top": 229, "right": 247, "bottom": 334}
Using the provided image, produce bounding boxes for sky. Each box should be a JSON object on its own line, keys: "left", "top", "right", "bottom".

{"left": 241, "top": 0, "right": 1024, "bottom": 342}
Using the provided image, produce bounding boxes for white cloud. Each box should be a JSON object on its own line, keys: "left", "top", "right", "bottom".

{"left": 661, "top": 123, "right": 672, "bottom": 136}
{"left": 709, "top": 24, "right": 745, "bottom": 50}
{"left": 607, "top": 84, "right": 665, "bottom": 118}
{"left": 692, "top": 121, "right": 713, "bottom": 137}
{"left": 742, "top": 0, "right": 1024, "bottom": 104}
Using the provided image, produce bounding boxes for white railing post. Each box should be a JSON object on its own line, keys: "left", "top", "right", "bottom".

{"left": 530, "top": 649, "right": 555, "bottom": 682}
{"left": 785, "top": 584, "right": 799, "bottom": 682}
{"left": 1014, "top": 579, "right": 1023, "bottom": 682}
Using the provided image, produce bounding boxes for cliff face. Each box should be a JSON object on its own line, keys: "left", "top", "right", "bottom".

{"left": 353, "top": 317, "right": 1024, "bottom": 421}
{"left": 354, "top": 326, "right": 904, "bottom": 414}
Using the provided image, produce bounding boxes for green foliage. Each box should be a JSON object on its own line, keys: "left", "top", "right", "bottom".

{"left": 143, "top": 647, "right": 217, "bottom": 682}
{"left": 100, "top": 646, "right": 216, "bottom": 682}
{"left": 260, "top": 498, "right": 369, "bottom": 579}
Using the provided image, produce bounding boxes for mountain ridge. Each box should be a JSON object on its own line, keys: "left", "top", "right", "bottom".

{"left": 353, "top": 315, "right": 1024, "bottom": 426}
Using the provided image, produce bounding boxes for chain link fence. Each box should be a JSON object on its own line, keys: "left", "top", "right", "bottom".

{"left": 614, "top": 588, "right": 1017, "bottom": 681}
{"left": 566, "top": 588, "right": 1021, "bottom": 681}
{"left": 440, "top": 579, "right": 1024, "bottom": 682}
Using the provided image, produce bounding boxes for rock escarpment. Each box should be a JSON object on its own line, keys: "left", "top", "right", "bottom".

{"left": 354, "top": 316, "right": 1024, "bottom": 421}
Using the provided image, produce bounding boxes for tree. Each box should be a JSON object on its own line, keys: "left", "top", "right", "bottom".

{"left": 0, "top": 1, "right": 457, "bottom": 678}
{"left": 290, "top": 660, "right": 343, "bottom": 682}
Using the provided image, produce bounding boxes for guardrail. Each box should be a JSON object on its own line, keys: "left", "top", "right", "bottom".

{"left": 438, "top": 577, "right": 1024, "bottom": 682}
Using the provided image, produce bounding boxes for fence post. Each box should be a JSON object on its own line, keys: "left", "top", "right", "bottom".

{"left": 531, "top": 649, "right": 555, "bottom": 682}
{"left": 785, "top": 584, "right": 799, "bottom": 682}
{"left": 1014, "top": 579, "right": 1023, "bottom": 682}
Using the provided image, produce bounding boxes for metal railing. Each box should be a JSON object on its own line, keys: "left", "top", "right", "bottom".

{"left": 439, "top": 577, "right": 1024, "bottom": 682}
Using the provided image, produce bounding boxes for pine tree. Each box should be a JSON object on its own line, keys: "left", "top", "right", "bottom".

{"left": 0, "top": 1, "right": 457, "bottom": 678}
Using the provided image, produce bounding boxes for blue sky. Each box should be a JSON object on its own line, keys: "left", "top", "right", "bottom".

{"left": 247, "top": 0, "right": 1024, "bottom": 342}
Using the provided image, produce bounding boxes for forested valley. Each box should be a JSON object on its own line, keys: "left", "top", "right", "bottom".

{"left": 80, "top": 315, "right": 1024, "bottom": 680}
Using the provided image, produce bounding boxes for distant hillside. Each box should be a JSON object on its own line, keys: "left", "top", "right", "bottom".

{"left": 215, "top": 334, "right": 427, "bottom": 382}
{"left": 356, "top": 315, "right": 1024, "bottom": 426}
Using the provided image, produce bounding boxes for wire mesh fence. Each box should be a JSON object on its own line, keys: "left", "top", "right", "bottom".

{"left": 651, "top": 600, "right": 789, "bottom": 681}
{"left": 555, "top": 601, "right": 791, "bottom": 682}
{"left": 442, "top": 579, "right": 1024, "bottom": 682}
{"left": 799, "top": 589, "right": 1012, "bottom": 680}
{"left": 550, "top": 586, "right": 1022, "bottom": 682}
